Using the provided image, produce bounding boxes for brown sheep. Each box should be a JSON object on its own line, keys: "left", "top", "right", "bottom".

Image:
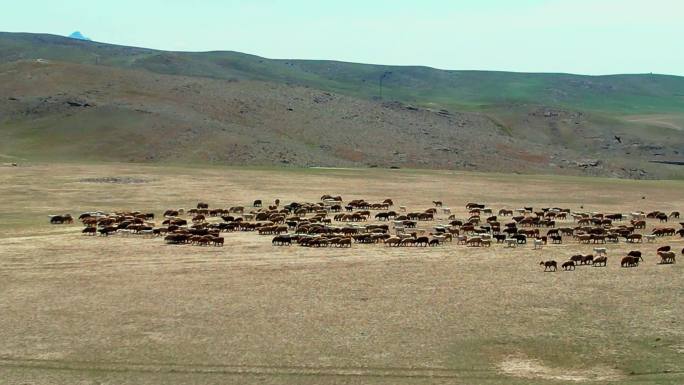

{"left": 384, "top": 237, "right": 401, "bottom": 247}
{"left": 337, "top": 238, "right": 352, "bottom": 248}
{"left": 540, "top": 260, "right": 557, "bottom": 272}
{"left": 400, "top": 238, "right": 417, "bottom": 247}
{"left": 658, "top": 251, "right": 676, "bottom": 264}
{"left": 82, "top": 227, "right": 97, "bottom": 236}
{"left": 627, "top": 234, "right": 642, "bottom": 243}
{"left": 50, "top": 214, "right": 73, "bottom": 224}
{"left": 580, "top": 254, "right": 594, "bottom": 265}
{"left": 621, "top": 256, "right": 639, "bottom": 267}
{"left": 562, "top": 261, "right": 576, "bottom": 271}
{"left": 466, "top": 237, "right": 483, "bottom": 247}
{"left": 592, "top": 256, "right": 608, "bottom": 267}
{"left": 272, "top": 235, "right": 292, "bottom": 246}
{"left": 570, "top": 254, "right": 584, "bottom": 264}
{"left": 98, "top": 226, "right": 117, "bottom": 236}
{"left": 627, "top": 250, "right": 643, "bottom": 261}
{"left": 415, "top": 236, "right": 430, "bottom": 247}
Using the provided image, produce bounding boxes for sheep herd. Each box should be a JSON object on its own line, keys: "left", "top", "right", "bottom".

{"left": 49, "top": 194, "right": 683, "bottom": 271}
{"left": 540, "top": 247, "right": 674, "bottom": 272}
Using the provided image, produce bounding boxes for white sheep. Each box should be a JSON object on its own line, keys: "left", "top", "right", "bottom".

{"left": 593, "top": 247, "right": 607, "bottom": 256}
{"left": 533, "top": 239, "right": 544, "bottom": 250}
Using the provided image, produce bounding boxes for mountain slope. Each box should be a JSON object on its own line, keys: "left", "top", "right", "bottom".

{"left": 2, "top": 32, "right": 683, "bottom": 114}
{"left": 0, "top": 60, "right": 537, "bottom": 169}
{"left": 1, "top": 32, "right": 683, "bottom": 178}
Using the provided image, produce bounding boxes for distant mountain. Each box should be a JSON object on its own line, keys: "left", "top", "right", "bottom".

{"left": 0, "top": 32, "right": 682, "bottom": 178}
{"left": 68, "top": 31, "right": 91, "bottom": 41}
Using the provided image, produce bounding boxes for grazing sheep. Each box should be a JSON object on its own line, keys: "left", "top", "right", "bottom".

{"left": 540, "top": 260, "right": 557, "bottom": 272}
{"left": 621, "top": 256, "right": 639, "bottom": 267}
{"left": 578, "top": 234, "right": 592, "bottom": 244}
{"left": 400, "top": 238, "right": 417, "bottom": 247}
{"left": 570, "top": 254, "right": 584, "bottom": 264}
{"left": 466, "top": 237, "right": 483, "bottom": 247}
{"left": 627, "top": 250, "right": 643, "bottom": 261}
{"left": 272, "top": 235, "right": 292, "bottom": 246}
{"left": 592, "top": 256, "right": 608, "bottom": 267}
{"left": 658, "top": 251, "right": 676, "bottom": 264}
{"left": 627, "top": 234, "right": 643, "bottom": 243}
{"left": 384, "top": 237, "right": 401, "bottom": 247}
{"left": 533, "top": 239, "right": 544, "bottom": 250}
{"left": 98, "top": 226, "right": 117, "bottom": 236}
{"left": 562, "top": 261, "right": 576, "bottom": 271}
{"left": 432, "top": 235, "right": 447, "bottom": 243}
{"left": 580, "top": 254, "right": 594, "bottom": 265}
{"left": 81, "top": 227, "right": 97, "bottom": 236}
{"left": 337, "top": 238, "right": 351, "bottom": 248}
{"left": 49, "top": 214, "right": 73, "bottom": 224}
{"left": 415, "top": 236, "right": 430, "bottom": 247}
{"left": 593, "top": 247, "right": 607, "bottom": 256}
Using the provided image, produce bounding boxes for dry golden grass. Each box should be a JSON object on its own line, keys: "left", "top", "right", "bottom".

{"left": 0, "top": 163, "right": 683, "bottom": 384}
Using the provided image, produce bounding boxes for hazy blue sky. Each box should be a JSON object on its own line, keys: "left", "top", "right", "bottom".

{"left": 2, "top": 0, "right": 683, "bottom": 75}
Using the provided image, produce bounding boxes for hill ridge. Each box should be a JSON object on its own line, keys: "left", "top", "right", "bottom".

{"left": 0, "top": 32, "right": 683, "bottom": 179}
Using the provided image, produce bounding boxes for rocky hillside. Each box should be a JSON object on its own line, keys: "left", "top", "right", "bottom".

{"left": 1, "top": 32, "right": 683, "bottom": 178}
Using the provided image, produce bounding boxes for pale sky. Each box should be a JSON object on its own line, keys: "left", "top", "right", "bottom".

{"left": 2, "top": 0, "right": 683, "bottom": 75}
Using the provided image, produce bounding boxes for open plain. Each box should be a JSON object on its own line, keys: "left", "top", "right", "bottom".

{"left": 0, "top": 162, "right": 682, "bottom": 384}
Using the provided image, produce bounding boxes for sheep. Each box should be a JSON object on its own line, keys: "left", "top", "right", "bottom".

{"left": 658, "top": 251, "right": 676, "bottom": 264}
{"left": 533, "top": 239, "right": 544, "bottom": 250}
{"left": 540, "top": 260, "right": 557, "bottom": 271}
{"left": 562, "top": 261, "right": 576, "bottom": 271}
{"left": 592, "top": 256, "right": 608, "bottom": 267}
{"left": 593, "top": 247, "right": 607, "bottom": 256}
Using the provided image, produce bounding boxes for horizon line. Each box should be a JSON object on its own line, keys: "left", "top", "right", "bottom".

{"left": 3, "top": 30, "right": 683, "bottom": 78}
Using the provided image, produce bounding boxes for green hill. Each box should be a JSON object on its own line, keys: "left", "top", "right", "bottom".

{"left": 1, "top": 32, "right": 683, "bottom": 178}
{"left": 2, "top": 32, "right": 683, "bottom": 114}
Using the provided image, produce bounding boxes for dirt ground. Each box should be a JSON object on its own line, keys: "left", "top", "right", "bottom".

{"left": 0, "top": 163, "right": 682, "bottom": 384}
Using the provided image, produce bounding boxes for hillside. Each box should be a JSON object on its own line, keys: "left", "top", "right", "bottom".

{"left": 1, "top": 32, "right": 683, "bottom": 178}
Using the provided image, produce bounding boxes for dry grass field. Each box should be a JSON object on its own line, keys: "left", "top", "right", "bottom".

{"left": 0, "top": 162, "right": 682, "bottom": 384}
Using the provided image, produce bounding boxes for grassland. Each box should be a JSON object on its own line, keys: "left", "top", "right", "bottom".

{"left": 0, "top": 162, "right": 682, "bottom": 384}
